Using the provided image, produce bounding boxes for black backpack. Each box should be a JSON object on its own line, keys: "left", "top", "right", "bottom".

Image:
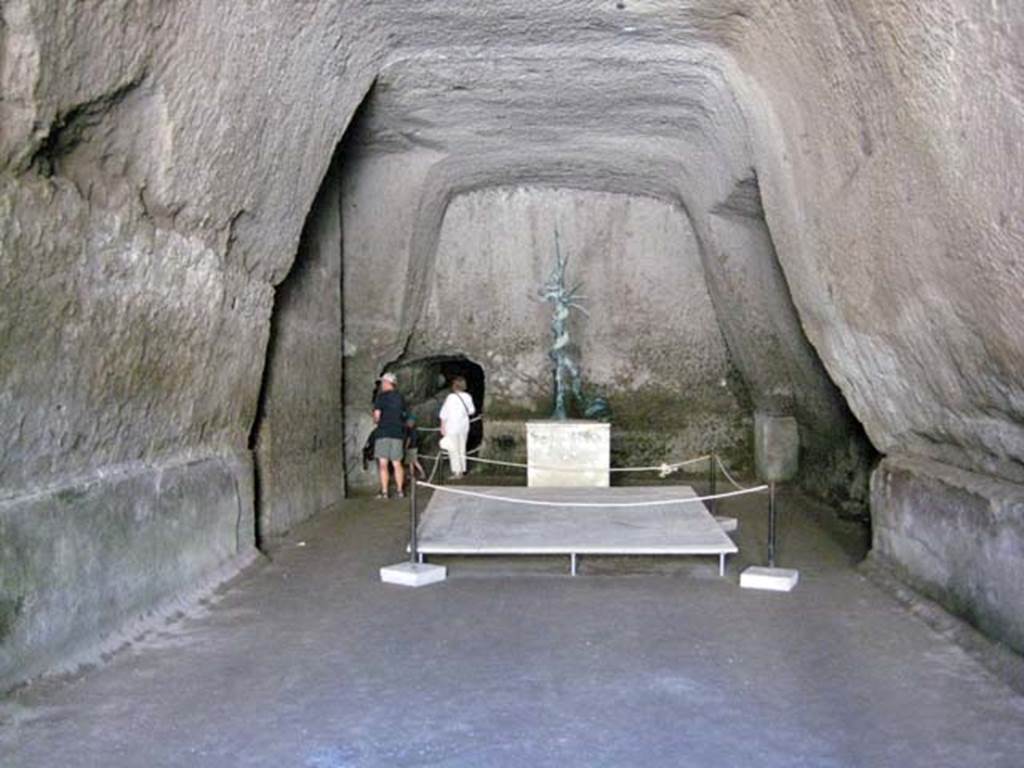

{"left": 361, "top": 428, "right": 378, "bottom": 470}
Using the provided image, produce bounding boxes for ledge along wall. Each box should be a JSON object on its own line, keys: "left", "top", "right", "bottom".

{"left": 871, "top": 456, "right": 1024, "bottom": 653}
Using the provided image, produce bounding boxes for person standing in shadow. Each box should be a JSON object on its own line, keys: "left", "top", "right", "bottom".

{"left": 373, "top": 372, "right": 406, "bottom": 499}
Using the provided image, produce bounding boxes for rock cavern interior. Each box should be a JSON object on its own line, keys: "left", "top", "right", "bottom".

{"left": 2, "top": 2, "right": 1023, "bottom": 765}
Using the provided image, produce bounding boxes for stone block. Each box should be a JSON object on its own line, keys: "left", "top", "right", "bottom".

{"left": 871, "top": 455, "right": 1024, "bottom": 655}
{"left": 380, "top": 562, "right": 447, "bottom": 587}
{"left": 526, "top": 420, "right": 610, "bottom": 487}
{"left": 0, "top": 454, "right": 255, "bottom": 691}
{"left": 740, "top": 566, "right": 799, "bottom": 592}
{"left": 754, "top": 413, "right": 799, "bottom": 482}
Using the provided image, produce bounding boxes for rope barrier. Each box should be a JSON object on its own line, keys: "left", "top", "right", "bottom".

{"left": 415, "top": 452, "right": 710, "bottom": 477}
{"left": 419, "top": 446, "right": 481, "bottom": 461}
{"left": 414, "top": 416, "right": 714, "bottom": 479}
{"left": 413, "top": 416, "right": 709, "bottom": 478}
{"left": 418, "top": 415, "right": 483, "bottom": 434}
{"left": 715, "top": 454, "right": 750, "bottom": 491}
{"left": 421, "top": 445, "right": 481, "bottom": 483}
{"left": 609, "top": 455, "right": 711, "bottom": 473}
{"left": 425, "top": 450, "right": 444, "bottom": 484}
{"left": 417, "top": 481, "right": 767, "bottom": 508}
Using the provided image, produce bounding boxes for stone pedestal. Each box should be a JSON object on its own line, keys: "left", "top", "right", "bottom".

{"left": 526, "top": 420, "right": 610, "bottom": 487}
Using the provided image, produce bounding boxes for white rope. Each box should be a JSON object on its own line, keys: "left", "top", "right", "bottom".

{"left": 610, "top": 454, "right": 711, "bottom": 474}
{"left": 417, "top": 481, "right": 767, "bottom": 508}
{"left": 419, "top": 446, "right": 481, "bottom": 463}
{"left": 420, "top": 445, "right": 481, "bottom": 483}
{"left": 414, "top": 453, "right": 710, "bottom": 477}
{"left": 426, "top": 451, "right": 444, "bottom": 484}
{"left": 715, "top": 454, "right": 751, "bottom": 491}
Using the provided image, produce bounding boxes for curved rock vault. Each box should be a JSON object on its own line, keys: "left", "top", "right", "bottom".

{"left": 1, "top": 1, "right": 1022, "bottom": 687}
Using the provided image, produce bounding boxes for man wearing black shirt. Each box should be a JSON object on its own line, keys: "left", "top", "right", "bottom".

{"left": 373, "top": 372, "right": 406, "bottom": 498}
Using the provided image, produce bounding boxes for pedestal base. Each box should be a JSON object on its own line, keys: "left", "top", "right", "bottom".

{"left": 380, "top": 562, "right": 447, "bottom": 587}
{"left": 715, "top": 516, "right": 738, "bottom": 533}
{"left": 526, "top": 420, "right": 610, "bottom": 487}
{"left": 740, "top": 566, "right": 799, "bottom": 592}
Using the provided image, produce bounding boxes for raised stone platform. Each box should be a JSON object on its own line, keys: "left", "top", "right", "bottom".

{"left": 416, "top": 485, "right": 737, "bottom": 575}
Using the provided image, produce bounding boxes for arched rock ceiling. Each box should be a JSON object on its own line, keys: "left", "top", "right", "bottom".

{"left": 362, "top": 52, "right": 743, "bottom": 160}
{"left": 357, "top": 42, "right": 750, "bottom": 205}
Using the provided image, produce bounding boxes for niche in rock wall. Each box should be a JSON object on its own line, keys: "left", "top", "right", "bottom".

{"left": 382, "top": 356, "right": 485, "bottom": 455}
{"left": 403, "top": 187, "right": 752, "bottom": 467}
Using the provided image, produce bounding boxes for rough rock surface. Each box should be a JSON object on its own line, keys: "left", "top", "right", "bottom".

{"left": 419, "top": 188, "right": 737, "bottom": 410}
{"left": 2, "top": 0, "right": 1023, "bottom": 683}
{"left": 0, "top": 453, "right": 255, "bottom": 691}
{"left": 253, "top": 154, "right": 346, "bottom": 541}
{"left": 872, "top": 456, "right": 1024, "bottom": 653}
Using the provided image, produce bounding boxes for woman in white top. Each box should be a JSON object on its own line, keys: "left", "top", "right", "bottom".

{"left": 439, "top": 376, "right": 476, "bottom": 478}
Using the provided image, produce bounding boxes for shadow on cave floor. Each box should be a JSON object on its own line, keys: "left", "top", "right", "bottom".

{"left": 2, "top": 489, "right": 1022, "bottom": 767}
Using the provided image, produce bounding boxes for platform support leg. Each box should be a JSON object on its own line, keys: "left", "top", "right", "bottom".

{"left": 418, "top": 553, "right": 424, "bottom": 564}
{"left": 570, "top": 553, "right": 577, "bottom": 576}
{"left": 409, "top": 477, "right": 418, "bottom": 564}
{"left": 719, "top": 553, "right": 725, "bottom": 577}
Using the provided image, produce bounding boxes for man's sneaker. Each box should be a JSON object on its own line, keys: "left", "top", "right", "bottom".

{"left": 375, "top": 492, "right": 388, "bottom": 500}
{"left": 396, "top": 491, "right": 405, "bottom": 499}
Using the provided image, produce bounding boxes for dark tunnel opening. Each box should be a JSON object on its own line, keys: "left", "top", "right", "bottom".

{"left": 381, "top": 355, "right": 486, "bottom": 458}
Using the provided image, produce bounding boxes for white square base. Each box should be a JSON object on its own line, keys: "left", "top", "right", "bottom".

{"left": 715, "top": 516, "right": 738, "bottom": 533}
{"left": 380, "top": 562, "right": 447, "bottom": 587}
{"left": 740, "top": 566, "right": 799, "bottom": 592}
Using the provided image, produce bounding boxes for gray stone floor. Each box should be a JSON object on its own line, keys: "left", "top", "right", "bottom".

{"left": 3, "top": 484, "right": 1024, "bottom": 767}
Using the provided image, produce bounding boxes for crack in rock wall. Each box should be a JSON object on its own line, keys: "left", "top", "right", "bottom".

{"left": 252, "top": 151, "right": 347, "bottom": 541}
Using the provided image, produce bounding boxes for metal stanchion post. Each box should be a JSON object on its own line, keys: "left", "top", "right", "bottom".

{"left": 708, "top": 453, "right": 717, "bottom": 515}
{"left": 409, "top": 476, "right": 418, "bottom": 564}
{"left": 740, "top": 411, "right": 799, "bottom": 591}
{"left": 381, "top": 472, "right": 446, "bottom": 586}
